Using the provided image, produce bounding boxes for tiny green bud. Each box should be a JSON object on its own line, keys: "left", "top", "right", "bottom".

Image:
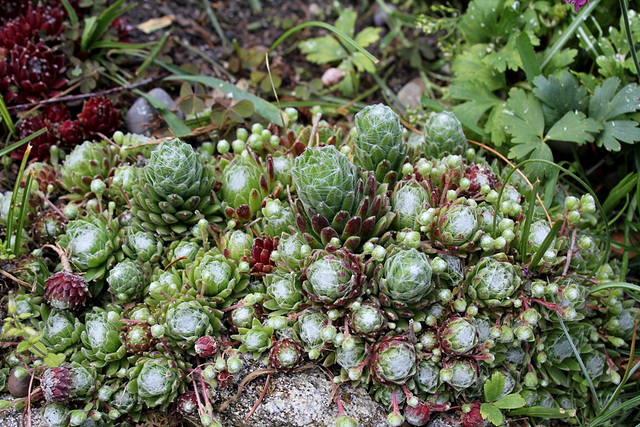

{"left": 269, "top": 135, "right": 281, "bottom": 148}
{"left": 329, "top": 237, "right": 342, "bottom": 248}
{"left": 402, "top": 163, "right": 413, "bottom": 175}
{"left": 446, "top": 189, "right": 457, "bottom": 201}
{"left": 453, "top": 299, "right": 467, "bottom": 312}
{"left": 151, "top": 324, "right": 165, "bottom": 338}
{"left": 459, "top": 178, "right": 471, "bottom": 190}
{"left": 227, "top": 357, "right": 242, "bottom": 373}
{"left": 524, "top": 371, "right": 538, "bottom": 387}
{"left": 480, "top": 235, "right": 494, "bottom": 251}
{"left": 261, "top": 129, "right": 272, "bottom": 141}
{"left": 247, "top": 133, "right": 263, "bottom": 150}
{"left": 363, "top": 242, "right": 375, "bottom": 255}
{"left": 109, "top": 409, "right": 121, "bottom": 420}
{"left": 69, "top": 410, "right": 87, "bottom": 426}
{"left": 113, "top": 131, "right": 124, "bottom": 144}
{"left": 466, "top": 305, "right": 478, "bottom": 316}
{"left": 578, "top": 235, "right": 593, "bottom": 250}
{"left": 237, "top": 128, "right": 249, "bottom": 141}
{"left": 439, "top": 368, "right": 453, "bottom": 382}
{"left": 232, "top": 139, "right": 246, "bottom": 153}
{"left": 564, "top": 196, "right": 580, "bottom": 211}
{"left": 431, "top": 257, "right": 447, "bottom": 275}
{"left": 438, "top": 288, "right": 452, "bottom": 303}
{"left": 217, "top": 139, "right": 230, "bottom": 154}
{"left": 284, "top": 108, "right": 299, "bottom": 123}
{"left": 567, "top": 210, "right": 581, "bottom": 225}
{"left": 215, "top": 357, "right": 226, "bottom": 371}
{"left": 328, "top": 309, "right": 341, "bottom": 321}
{"left": 501, "top": 229, "right": 515, "bottom": 243}
{"left": 493, "top": 236, "right": 506, "bottom": 249}
{"left": 90, "top": 179, "right": 106, "bottom": 195}
{"left": 251, "top": 123, "right": 264, "bottom": 135}
{"left": 486, "top": 190, "right": 499, "bottom": 204}
{"left": 371, "top": 245, "right": 387, "bottom": 262}
{"left": 417, "top": 161, "right": 432, "bottom": 177}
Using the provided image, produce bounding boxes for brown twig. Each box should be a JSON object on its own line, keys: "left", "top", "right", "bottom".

{"left": 245, "top": 373, "right": 270, "bottom": 421}
{"left": 562, "top": 227, "right": 578, "bottom": 277}
{"left": 7, "top": 76, "right": 161, "bottom": 112}
{"left": 217, "top": 368, "right": 276, "bottom": 412}
{"left": 0, "top": 270, "right": 31, "bottom": 287}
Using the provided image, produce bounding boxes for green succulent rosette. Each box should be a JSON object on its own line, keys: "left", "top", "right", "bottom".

{"left": 414, "top": 359, "right": 441, "bottom": 395}
{"left": 41, "top": 403, "right": 71, "bottom": 427}
{"left": 258, "top": 198, "right": 296, "bottom": 237}
{"left": 219, "top": 150, "right": 278, "bottom": 222}
{"left": 467, "top": 254, "right": 521, "bottom": 307}
{"left": 294, "top": 308, "right": 329, "bottom": 356}
{"left": 106, "top": 164, "right": 138, "bottom": 209}
{"left": 39, "top": 308, "right": 84, "bottom": 353}
{"left": 443, "top": 358, "right": 478, "bottom": 391}
{"left": 163, "top": 240, "right": 202, "bottom": 270}
{"left": 426, "top": 197, "right": 482, "bottom": 252}
{"left": 233, "top": 318, "right": 274, "bottom": 359}
{"left": 121, "top": 227, "right": 164, "bottom": 264}
{"left": 274, "top": 232, "right": 310, "bottom": 272}
{"left": 423, "top": 111, "right": 468, "bottom": 158}
{"left": 57, "top": 213, "right": 121, "bottom": 284}
{"left": 291, "top": 145, "right": 395, "bottom": 251}
{"left": 127, "top": 352, "right": 185, "bottom": 410}
{"left": 300, "top": 247, "right": 365, "bottom": 309}
{"left": 391, "top": 179, "right": 432, "bottom": 230}
{"left": 348, "top": 300, "right": 387, "bottom": 339}
{"left": 263, "top": 272, "right": 304, "bottom": 313}
{"left": 156, "top": 295, "right": 224, "bottom": 353}
{"left": 107, "top": 259, "right": 149, "bottom": 303}
{"left": 369, "top": 336, "right": 417, "bottom": 386}
{"left": 60, "top": 140, "right": 119, "bottom": 200}
{"left": 353, "top": 104, "right": 407, "bottom": 184}
{"left": 219, "top": 229, "right": 253, "bottom": 263}
{"left": 131, "top": 138, "right": 222, "bottom": 240}
{"left": 438, "top": 316, "right": 478, "bottom": 355}
{"left": 145, "top": 267, "right": 183, "bottom": 307}
{"left": 184, "top": 250, "right": 250, "bottom": 306}
{"left": 373, "top": 247, "right": 433, "bottom": 318}
{"left": 79, "top": 307, "right": 126, "bottom": 368}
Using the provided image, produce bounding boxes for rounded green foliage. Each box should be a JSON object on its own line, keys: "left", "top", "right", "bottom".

{"left": 423, "top": 111, "right": 468, "bottom": 157}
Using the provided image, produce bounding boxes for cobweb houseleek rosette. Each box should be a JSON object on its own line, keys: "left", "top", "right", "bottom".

{"left": 79, "top": 307, "right": 126, "bottom": 368}
{"left": 130, "top": 138, "right": 222, "bottom": 240}
{"left": 60, "top": 140, "right": 119, "bottom": 201}
{"left": 353, "top": 104, "right": 407, "bottom": 184}
{"left": 291, "top": 145, "right": 395, "bottom": 251}
{"left": 300, "top": 246, "right": 366, "bottom": 309}
{"left": 219, "top": 148, "right": 285, "bottom": 222}
{"left": 126, "top": 352, "right": 185, "bottom": 411}
{"left": 371, "top": 247, "right": 434, "bottom": 319}
{"left": 183, "top": 249, "right": 250, "bottom": 307}
{"left": 155, "top": 294, "right": 224, "bottom": 354}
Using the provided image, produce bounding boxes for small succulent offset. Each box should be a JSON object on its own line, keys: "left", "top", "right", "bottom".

{"left": 353, "top": 104, "right": 407, "bottom": 183}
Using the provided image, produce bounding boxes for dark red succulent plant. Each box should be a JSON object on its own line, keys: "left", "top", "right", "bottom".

{"left": 44, "top": 271, "right": 91, "bottom": 311}
{"left": 462, "top": 401, "right": 484, "bottom": 427}
{"left": 0, "top": 18, "right": 32, "bottom": 50}
{"left": 9, "top": 41, "right": 67, "bottom": 102}
{"left": 268, "top": 338, "right": 304, "bottom": 372}
{"left": 12, "top": 115, "right": 55, "bottom": 161}
{"left": 176, "top": 392, "right": 199, "bottom": 417}
{"left": 121, "top": 323, "right": 155, "bottom": 354}
{"left": 59, "top": 119, "right": 84, "bottom": 146}
{"left": 43, "top": 103, "right": 69, "bottom": 124}
{"left": 249, "top": 236, "right": 279, "bottom": 276}
{"left": 41, "top": 365, "right": 73, "bottom": 403}
{"left": 0, "top": 60, "right": 14, "bottom": 103}
{"left": 24, "top": 3, "right": 65, "bottom": 41}
{"left": 77, "top": 96, "right": 120, "bottom": 138}
{"left": 0, "top": 0, "right": 29, "bottom": 23}
{"left": 194, "top": 335, "right": 221, "bottom": 358}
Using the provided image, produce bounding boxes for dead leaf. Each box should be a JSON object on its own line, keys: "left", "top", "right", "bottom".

{"left": 137, "top": 15, "right": 175, "bottom": 34}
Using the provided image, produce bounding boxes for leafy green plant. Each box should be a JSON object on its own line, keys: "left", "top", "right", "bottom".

{"left": 480, "top": 372, "right": 527, "bottom": 425}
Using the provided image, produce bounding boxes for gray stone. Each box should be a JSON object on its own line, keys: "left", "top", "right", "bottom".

{"left": 125, "top": 88, "right": 183, "bottom": 135}
{"left": 210, "top": 354, "right": 387, "bottom": 427}
{"left": 397, "top": 77, "right": 426, "bottom": 110}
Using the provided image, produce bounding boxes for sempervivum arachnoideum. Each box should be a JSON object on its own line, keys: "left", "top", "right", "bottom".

{"left": 269, "top": 338, "right": 304, "bottom": 372}
{"left": 57, "top": 212, "right": 121, "bottom": 285}
{"left": 121, "top": 227, "right": 164, "bottom": 265}
{"left": 348, "top": 299, "right": 388, "bottom": 340}
{"left": 300, "top": 246, "right": 365, "bottom": 309}
{"left": 391, "top": 178, "right": 434, "bottom": 230}
{"left": 121, "top": 321, "right": 155, "bottom": 355}
{"left": 131, "top": 138, "right": 222, "bottom": 240}
{"left": 219, "top": 149, "right": 279, "bottom": 222}
{"left": 155, "top": 295, "right": 224, "bottom": 354}
{"left": 369, "top": 335, "right": 418, "bottom": 386}
{"left": 126, "top": 352, "right": 185, "bottom": 410}
{"left": 422, "top": 197, "right": 483, "bottom": 253}
{"left": 107, "top": 259, "right": 149, "bottom": 303}
{"left": 422, "top": 110, "right": 468, "bottom": 158}
{"left": 184, "top": 249, "right": 249, "bottom": 306}
{"left": 80, "top": 307, "right": 126, "bottom": 368}
{"left": 291, "top": 145, "right": 396, "bottom": 251}
{"left": 39, "top": 310, "right": 84, "bottom": 353}
{"left": 352, "top": 104, "right": 407, "bottom": 184}
{"left": 438, "top": 316, "right": 479, "bottom": 356}
{"left": 41, "top": 362, "right": 96, "bottom": 403}
{"left": 467, "top": 253, "right": 521, "bottom": 307}
{"left": 294, "top": 309, "right": 329, "bottom": 359}
{"left": 60, "top": 140, "right": 119, "bottom": 201}
{"left": 263, "top": 272, "right": 304, "bottom": 314}
{"left": 44, "top": 270, "right": 90, "bottom": 312}
{"left": 372, "top": 247, "right": 434, "bottom": 319}
{"left": 249, "top": 236, "right": 278, "bottom": 276}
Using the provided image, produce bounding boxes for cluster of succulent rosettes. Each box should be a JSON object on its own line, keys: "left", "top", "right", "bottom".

{"left": 126, "top": 352, "right": 185, "bottom": 410}
{"left": 131, "top": 138, "right": 222, "bottom": 240}
{"left": 292, "top": 145, "right": 396, "bottom": 251}
{"left": 59, "top": 140, "right": 119, "bottom": 200}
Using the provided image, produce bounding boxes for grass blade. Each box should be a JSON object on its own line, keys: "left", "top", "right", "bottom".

{"left": 14, "top": 173, "right": 33, "bottom": 255}
{"left": 59, "top": 0, "right": 78, "bottom": 26}
{"left": 529, "top": 220, "right": 563, "bottom": 267}
{"left": 553, "top": 295, "right": 601, "bottom": 411}
{"left": 519, "top": 181, "right": 540, "bottom": 261}
{"left": 136, "top": 31, "right": 170, "bottom": 76}
{"left": 0, "top": 92, "right": 15, "bottom": 136}
{"left": 5, "top": 146, "right": 32, "bottom": 250}
{"left": 601, "top": 171, "right": 638, "bottom": 214}
{"left": 0, "top": 128, "right": 47, "bottom": 158}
